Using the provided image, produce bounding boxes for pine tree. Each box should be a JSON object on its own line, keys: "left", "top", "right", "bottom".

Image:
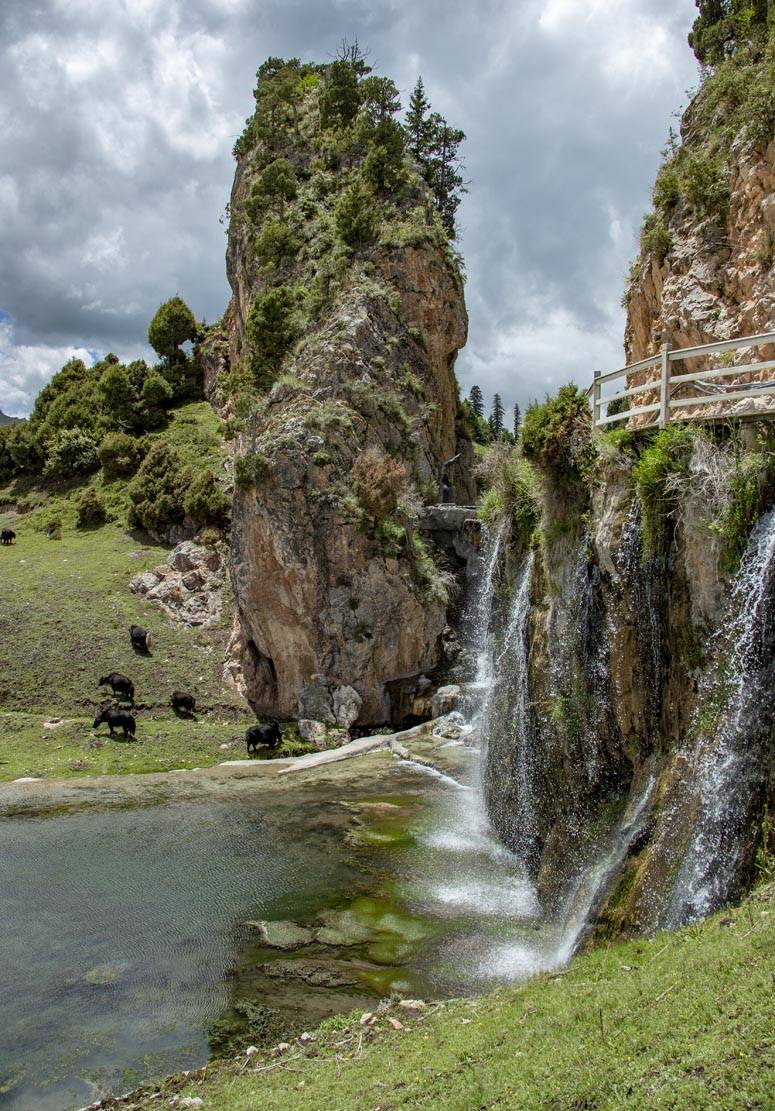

{"left": 361, "top": 76, "right": 401, "bottom": 126}
{"left": 426, "top": 113, "right": 467, "bottom": 238}
{"left": 513, "top": 402, "right": 521, "bottom": 439}
{"left": 406, "top": 77, "right": 432, "bottom": 162}
{"left": 335, "top": 37, "right": 372, "bottom": 77}
{"left": 403, "top": 83, "right": 466, "bottom": 238}
{"left": 469, "top": 384, "right": 484, "bottom": 418}
{"left": 489, "top": 393, "right": 504, "bottom": 438}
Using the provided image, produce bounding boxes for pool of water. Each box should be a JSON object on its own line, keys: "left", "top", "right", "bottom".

{"left": 0, "top": 747, "right": 549, "bottom": 1111}
{"left": 0, "top": 790, "right": 364, "bottom": 1111}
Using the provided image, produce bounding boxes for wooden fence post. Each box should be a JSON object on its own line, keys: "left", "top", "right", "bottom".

{"left": 659, "top": 342, "right": 671, "bottom": 426}
{"left": 592, "top": 371, "right": 601, "bottom": 428}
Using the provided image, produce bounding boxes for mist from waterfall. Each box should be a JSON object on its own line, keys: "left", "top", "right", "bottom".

{"left": 666, "top": 506, "right": 775, "bottom": 927}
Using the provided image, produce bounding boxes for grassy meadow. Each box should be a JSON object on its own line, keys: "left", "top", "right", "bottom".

{"left": 0, "top": 403, "right": 279, "bottom": 780}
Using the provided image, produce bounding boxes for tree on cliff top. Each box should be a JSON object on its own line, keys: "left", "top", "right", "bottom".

{"left": 148, "top": 297, "right": 198, "bottom": 362}
{"left": 403, "top": 77, "right": 467, "bottom": 237}
{"left": 689, "top": 0, "right": 771, "bottom": 65}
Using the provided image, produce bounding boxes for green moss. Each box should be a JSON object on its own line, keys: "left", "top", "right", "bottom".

{"left": 638, "top": 25, "right": 775, "bottom": 264}
{"left": 478, "top": 447, "right": 540, "bottom": 549}
{"left": 639, "top": 210, "right": 672, "bottom": 261}
{"left": 234, "top": 450, "right": 270, "bottom": 490}
{"left": 709, "top": 441, "right": 775, "bottom": 571}
{"left": 632, "top": 425, "right": 696, "bottom": 555}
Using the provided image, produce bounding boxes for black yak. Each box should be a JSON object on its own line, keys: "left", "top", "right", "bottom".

{"left": 93, "top": 708, "right": 136, "bottom": 739}
{"left": 1, "top": 529, "right": 16, "bottom": 545}
{"left": 98, "top": 672, "right": 134, "bottom": 701}
{"left": 171, "top": 690, "right": 196, "bottom": 715}
{"left": 130, "top": 624, "right": 151, "bottom": 653}
{"left": 246, "top": 722, "right": 282, "bottom": 755}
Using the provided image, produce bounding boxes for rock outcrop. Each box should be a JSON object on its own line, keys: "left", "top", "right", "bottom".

{"left": 485, "top": 32, "right": 775, "bottom": 933}
{"left": 219, "top": 58, "right": 476, "bottom": 725}
{"left": 624, "top": 41, "right": 775, "bottom": 421}
{"left": 130, "top": 541, "right": 225, "bottom": 627}
{"left": 484, "top": 433, "right": 774, "bottom": 937}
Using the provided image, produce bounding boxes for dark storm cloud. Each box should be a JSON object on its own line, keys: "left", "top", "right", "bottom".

{"left": 0, "top": 0, "right": 699, "bottom": 416}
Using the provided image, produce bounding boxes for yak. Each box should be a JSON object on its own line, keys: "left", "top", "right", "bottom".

{"left": 93, "top": 708, "right": 136, "bottom": 740}
{"left": 98, "top": 672, "right": 134, "bottom": 702}
{"left": 246, "top": 722, "right": 282, "bottom": 755}
{"left": 130, "top": 624, "right": 151, "bottom": 653}
{"left": 171, "top": 690, "right": 196, "bottom": 715}
{"left": 1, "top": 529, "right": 16, "bottom": 545}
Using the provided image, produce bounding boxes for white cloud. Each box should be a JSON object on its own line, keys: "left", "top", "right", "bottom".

{"left": 82, "top": 227, "right": 128, "bottom": 271}
{"left": 0, "top": 0, "right": 699, "bottom": 415}
{"left": 0, "top": 317, "right": 94, "bottom": 416}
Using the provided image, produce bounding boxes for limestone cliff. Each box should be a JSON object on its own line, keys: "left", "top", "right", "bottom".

{"left": 483, "top": 24, "right": 775, "bottom": 935}
{"left": 624, "top": 31, "right": 775, "bottom": 417}
{"left": 483, "top": 425, "right": 774, "bottom": 939}
{"left": 215, "top": 57, "right": 475, "bottom": 726}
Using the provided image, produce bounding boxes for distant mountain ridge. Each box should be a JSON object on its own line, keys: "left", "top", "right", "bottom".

{"left": 0, "top": 410, "right": 17, "bottom": 426}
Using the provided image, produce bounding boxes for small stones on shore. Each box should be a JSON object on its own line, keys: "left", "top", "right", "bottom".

{"left": 398, "top": 999, "right": 427, "bottom": 1011}
{"left": 387, "top": 1017, "right": 404, "bottom": 1030}
{"left": 244, "top": 1045, "right": 259, "bottom": 1056}
{"left": 271, "top": 1042, "right": 292, "bottom": 1056}
{"left": 298, "top": 1031, "right": 315, "bottom": 1045}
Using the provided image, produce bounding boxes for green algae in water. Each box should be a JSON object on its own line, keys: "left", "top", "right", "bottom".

{"left": 367, "top": 937, "right": 421, "bottom": 965}
{"left": 349, "top": 823, "right": 417, "bottom": 849}
{"left": 354, "top": 968, "right": 417, "bottom": 996}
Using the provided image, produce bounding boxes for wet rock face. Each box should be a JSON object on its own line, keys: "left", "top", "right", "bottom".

{"left": 485, "top": 445, "right": 773, "bottom": 934}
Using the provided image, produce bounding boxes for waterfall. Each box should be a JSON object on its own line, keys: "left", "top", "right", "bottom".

{"left": 667, "top": 505, "right": 775, "bottom": 926}
{"left": 468, "top": 521, "right": 507, "bottom": 701}
{"left": 482, "top": 552, "right": 539, "bottom": 869}
{"left": 620, "top": 499, "right": 665, "bottom": 741}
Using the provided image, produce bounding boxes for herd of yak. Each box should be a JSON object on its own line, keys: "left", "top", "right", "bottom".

{"left": 2, "top": 528, "right": 281, "bottom": 756}
{"left": 96, "top": 625, "right": 282, "bottom": 755}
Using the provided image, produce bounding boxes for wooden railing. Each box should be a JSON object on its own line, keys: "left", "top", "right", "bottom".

{"left": 591, "top": 331, "right": 775, "bottom": 429}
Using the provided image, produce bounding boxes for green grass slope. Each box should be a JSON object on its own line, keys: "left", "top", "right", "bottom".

{"left": 0, "top": 403, "right": 283, "bottom": 780}
{"left": 132, "top": 885, "right": 774, "bottom": 1111}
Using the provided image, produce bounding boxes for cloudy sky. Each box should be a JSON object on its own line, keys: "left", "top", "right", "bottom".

{"left": 0, "top": 0, "right": 699, "bottom": 418}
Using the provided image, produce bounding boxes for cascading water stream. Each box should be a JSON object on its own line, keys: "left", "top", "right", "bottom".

{"left": 666, "top": 505, "right": 775, "bottom": 926}
{"left": 481, "top": 552, "right": 538, "bottom": 866}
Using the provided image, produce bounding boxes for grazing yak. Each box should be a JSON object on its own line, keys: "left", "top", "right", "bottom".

{"left": 171, "top": 690, "right": 196, "bottom": 715}
{"left": 93, "top": 708, "right": 136, "bottom": 740}
{"left": 1, "top": 529, "right": 16, "bottom": 545}
{"left": 99, "top": 672, "right": 134, "bottom": 702}
{"left": 130, "top": 624, "right": 151, "bottom": 653}
{"left": 246, "top": 722, "right": 282, "bottom": 755}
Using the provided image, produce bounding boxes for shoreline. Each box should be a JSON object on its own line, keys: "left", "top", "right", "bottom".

{"left": 0, "top": 717, "right": 459, "bottom": 817}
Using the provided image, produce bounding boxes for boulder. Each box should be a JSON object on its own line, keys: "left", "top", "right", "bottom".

{"left": 298, "top": 719, "right": 328, "bottom": 750}
{"left": 431, "top": 684, "right": 461, "bottom": 718}
{"left": 245, "top": 920, "right": 315, "bottom": 950}
{"left": 332, "top": 685, "right": 362, "bottom": 730}
{"left": 130, "top": 540, "right": 225, "bottom": 627}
